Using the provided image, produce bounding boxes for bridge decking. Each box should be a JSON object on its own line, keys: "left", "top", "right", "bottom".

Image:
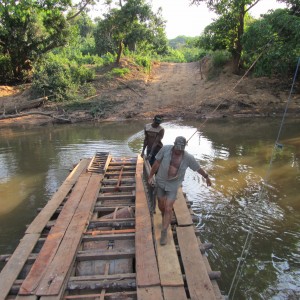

{"left": 0, "top": 152, "right": 223, "bottom": 299}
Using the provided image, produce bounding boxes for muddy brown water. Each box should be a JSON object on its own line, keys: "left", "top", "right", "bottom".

{"left": 0, "top": 118, "right": 299, "bottom": 299}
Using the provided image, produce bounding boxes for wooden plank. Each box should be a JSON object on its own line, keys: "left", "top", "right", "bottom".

{"left": 16, "top": 296, "right": 38, "bottom": 300}
{"left": 26, "top": 159, "right": 90, "bottom": 234}
{"left": 153, "top": 207, "right": 184, "bottom": 287}
{"left": 69, "top": 273, "right": 136, "bottom": 282}
{"left": 64, "top": 291, "right": 137, "bottom": 299}
{"left": 0, "top": 233, "right": 40, "bottom": 299}
{"left": 36, "top": 174, "right": 103, "bottom": 296}
{"left": 163, "top": 286, "right": 188, "bottom": 300}
{"left": 137, "top": 286, "right": 163, "bottom": 300}
{"left": 173, "top": 187, "right": 193, "bottom": 226}
{"left": 100, "top": 186, "right": 135, "bottom": 192}
{"left": 176, "top": 226, "right": 216, "bottom": 300}
{"left": 196, "top": 237, "right": 224, "bottom": 300}
{"left": 135, "top": 156, "right": 160, "bottom": 287}
{"left": 76, "top": 248, "right": 135, "bottom": 261}
{"left": 19, "top": 173, "right": 92, "bottom": 295}
{"left": 98, "top": 194, "right": 135, "bottom": 200}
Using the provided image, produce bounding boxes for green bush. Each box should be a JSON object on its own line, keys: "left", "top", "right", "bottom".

{"left": 0, "top": 54, "right": 13, "bottom": 83}
{"left": 32, "top": 54, "right": 95, "bottom": 101}
{"left": 102, "top": 53, "right": 116, "bottom": 65}
{"left": 107, "top": 67, "right": 130, "bottom": 78}
{"left": 134, "top": 55, "right": 151, "bottom": 73}
{"left": 211, "top": 50, "right": 231, "bottom": 68}
{"left": 159, "top": 48, "right": 186, "bottom": 63}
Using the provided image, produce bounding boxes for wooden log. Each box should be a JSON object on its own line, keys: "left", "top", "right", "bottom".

{"left": 84, "top": 228, "right": 136, "bottom": 235}
{"left": 0, "top": 96, "right": 47, "bottom": 115}
{"left": 76, "top": 248, "right": 135, "bottom": 261}
{"left": 67, "top": 278, "right": 136, "bottom": 290}
{"left": 64, "top": 291, "right": 137, "bottom": 299}
{"left": 69, "top": 273, "right": 136, "bottom": 282}
{"left": 88, "top": 220, "right": 135, "bottom": 229}
{"left": 99, "top": 207, "right": 134, "bottom": 219}
{"left": 82, "top": 232, "right": 135, "bottom": 242}
{"left": 98, "top": 194, "right": 135, "bottom": 201}
{"left": 199, "top": 242, "right": 214, "bottom": 254}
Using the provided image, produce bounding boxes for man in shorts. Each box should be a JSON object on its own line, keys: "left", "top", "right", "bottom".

{"left": 148, "top": 136, "right": 212, "bottom": 245}
{"left": 141, "top": 115, "right": 164, "bottom": 166}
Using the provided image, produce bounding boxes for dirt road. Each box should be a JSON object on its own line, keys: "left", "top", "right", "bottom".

{"left": 0, "top": 61, "right": 299, "bottom": 126}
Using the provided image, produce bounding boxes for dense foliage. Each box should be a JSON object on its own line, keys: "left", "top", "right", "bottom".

{"left": 0, "top": 0, "right": 298, "bottom": 102}
{"left": 242, "top": 8, "right": 300, "bottom": 77}
{"left": 0, "top": 0, "right": 73, "bottom": 82}
{"left": 94, "top": 0, "right": 168, "bottom": 63}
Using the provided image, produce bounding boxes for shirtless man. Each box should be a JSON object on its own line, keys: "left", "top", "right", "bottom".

{"left": 148, "top": 136, "right": 212, "bottom": 245}
{"left": 141, "top": 115, "right": 164, "bottom": 166}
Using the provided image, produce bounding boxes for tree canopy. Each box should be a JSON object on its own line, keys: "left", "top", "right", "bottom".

{"left": 0, "top": 0, "right": 97, "bottom": 82}
{"left": 94, "top": 0, "right": 167, "bottom": 63}
{"left": 191, "top": 0, "right": 272, "bottom": 73}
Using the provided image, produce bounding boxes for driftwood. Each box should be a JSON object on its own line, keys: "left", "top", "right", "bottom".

{"left": 0, "top": 96, "right": 47, "bottom": 115}
{"left": 0, "top": 111, "right": 71, "bottom": 123}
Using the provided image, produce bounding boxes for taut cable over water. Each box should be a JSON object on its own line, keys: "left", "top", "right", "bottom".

{"left": 228, "top": 57, "right": 300, "bottom": 299}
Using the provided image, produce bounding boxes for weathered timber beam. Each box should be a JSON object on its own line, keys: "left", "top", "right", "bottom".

{"left": 93, "top": 206, "right": 135, "bottom": 212}
{"left": 100, "top": 186, "right": 135, "bottom": 192}
{"left": 82, "top": 232, "right": 135, "bottom": 241}
{"left": 64, "top": 291, "right": 137, "bottom": 299}
{"left": 69, "top": 273, "right": 136, "bottom": 281}
{"left": 182, "top": 271, "right": 221, "bottom": 281}
{"left": 102, "top": 178, "right": 135, "bottom": 185}
{"left": 98, "top": 194, "right": 135, "bottom": 201}
{"left": 88, "top": 220, "right": 135, "bottom": 229}
{"left": 0, "top": 253, "right": 38, "bottom": 263}
{"left": 76, "top": 248, "right": 135, "bottom": 261}
{"left": 107, "top": 166, "right": 136, "bottom": 171}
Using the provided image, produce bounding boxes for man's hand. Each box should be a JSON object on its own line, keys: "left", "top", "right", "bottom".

{"left": 206, "top": 177, "right": 212, "bottom": 187}
{"left": 148, "top": 176, "right": 155, "bottom": 187}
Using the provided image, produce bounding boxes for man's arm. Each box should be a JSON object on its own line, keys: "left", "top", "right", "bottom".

{"left": 141, "top": 130, "right": 148, "bottom": 157}
{"left": 148, "top": 160, "right": 161, "bottom": 185}
{"left": 197, "top": 168, "right": 212, "bottom": 186}
{"left": 149, "top": 128, "right": 165, "bottom": 156}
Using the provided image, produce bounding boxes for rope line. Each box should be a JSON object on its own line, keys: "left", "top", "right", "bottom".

{"left": 227, "top": 57, "right": 300, "bottom": 299}
{"left": 187, "top": 7, "right": 299, "bottom": 144}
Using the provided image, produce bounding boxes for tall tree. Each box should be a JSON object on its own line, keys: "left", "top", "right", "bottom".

{"left": 191, "top": 0, "right": 265, "bottom": 73}
{"left": 0, "top": 0, "right": 95, "bottom": 82}
{"left": 94, "top": 0, "right": 167, "bottom": 63}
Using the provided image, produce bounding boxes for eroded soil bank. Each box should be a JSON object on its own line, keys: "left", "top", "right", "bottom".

{"left": 0, "top": 61, "right": 299, "bottom": 127}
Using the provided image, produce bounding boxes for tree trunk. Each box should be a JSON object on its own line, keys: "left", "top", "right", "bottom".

{"left": 116, "top": 40, "right": 123, "bottom": 64}
{"left": 232, "top": 6, "right": 245, "bottom": 74}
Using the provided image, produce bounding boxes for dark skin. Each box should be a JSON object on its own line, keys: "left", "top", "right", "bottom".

{"left": 141, "top": 120, "right": 164, "bottom": 159}
{"left": 148, "top": 147, "right": 212, "bottom": 231}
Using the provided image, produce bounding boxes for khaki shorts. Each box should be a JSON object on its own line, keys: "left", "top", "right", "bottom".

{"left": 156, "top": 185, "right": 178, "bottom": 201}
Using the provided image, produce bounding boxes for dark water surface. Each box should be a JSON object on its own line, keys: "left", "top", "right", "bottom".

{"left": 0, "top": 118, "right": 299, "bottom": 299}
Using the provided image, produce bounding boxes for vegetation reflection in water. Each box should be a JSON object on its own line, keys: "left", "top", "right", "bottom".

{"left": 0, "top": 118, "right": 299, "bottom": 299}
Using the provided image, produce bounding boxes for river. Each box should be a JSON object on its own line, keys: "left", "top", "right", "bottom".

{"left": 0, "top": 118, "right": 299, "bottom": 299}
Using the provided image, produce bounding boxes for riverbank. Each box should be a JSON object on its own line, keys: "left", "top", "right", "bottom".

{"left": 0, "top": 60, "right": 299, "bottom": 127}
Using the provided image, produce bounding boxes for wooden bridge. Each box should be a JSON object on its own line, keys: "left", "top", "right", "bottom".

{"left": 0, "top": 152, "right": 224, "bottom": 299}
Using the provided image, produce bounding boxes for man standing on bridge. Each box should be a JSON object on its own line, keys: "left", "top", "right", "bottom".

{"left": 148, "top": 136, "right": 212, "bottom": 245}
{"left": 141, "top": 115, "right": 164, "bottom": 166}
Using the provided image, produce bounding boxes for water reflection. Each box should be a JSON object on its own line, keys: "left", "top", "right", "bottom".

{"left": 0, "top": 118, "right": 299, "bottom": 299}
